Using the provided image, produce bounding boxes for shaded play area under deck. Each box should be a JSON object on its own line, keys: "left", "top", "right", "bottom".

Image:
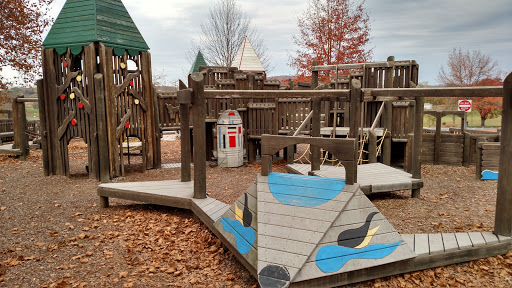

{"left": 286, "top": 162, "right": 423, "bottom": 194}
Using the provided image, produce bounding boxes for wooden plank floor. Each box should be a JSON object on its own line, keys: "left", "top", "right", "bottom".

{"left": 286, "top": 163, "right": 423, "bottom": 194}
{"left": 0, "top": 144, "right": 22, "bottom": 156}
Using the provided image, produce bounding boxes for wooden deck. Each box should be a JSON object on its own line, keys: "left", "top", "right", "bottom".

{"left": 286, "top": 163, "right": 423, "bottom": 194}
{"left": 97, "top": 174, "right": 511, "bottom": 288}
{"left": 0, "top": 144, "right": 22, "bottom": 156}
{"left": 320, "top": 127, "right": 385, "bottom": 137}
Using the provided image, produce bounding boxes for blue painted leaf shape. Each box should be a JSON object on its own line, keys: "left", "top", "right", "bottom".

{"left": 219, "top": 217, "right": 255, "bottom": 255}
{"left": 268, "top": 173, "right": 345, "bottom": 207}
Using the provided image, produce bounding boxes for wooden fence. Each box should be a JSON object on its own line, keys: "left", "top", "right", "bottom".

{"left": 422, "top": 133, "right": 464, "bottom": 165}
{"left": 476, "top": 142, "right": 500, "bottom": 179}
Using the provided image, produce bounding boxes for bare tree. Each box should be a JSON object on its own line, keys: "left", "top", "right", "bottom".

{"left": 437, "top": 48, "right": 499, "bottom": 86}
{"left": 189, "top": 0, "right": 271, "bottom": 71}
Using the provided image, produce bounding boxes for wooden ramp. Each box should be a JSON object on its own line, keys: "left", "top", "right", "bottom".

{"left": 286, "top": 163, "right": 423, "bottom": 194}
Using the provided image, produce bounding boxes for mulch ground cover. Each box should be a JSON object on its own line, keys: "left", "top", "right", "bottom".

{"left": 1, "top": 139, "right": 511, "bottom": 287}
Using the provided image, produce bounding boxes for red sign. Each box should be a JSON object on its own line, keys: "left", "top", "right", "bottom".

{"left": 458, "top": 100, "right": 472, "bottom": 112}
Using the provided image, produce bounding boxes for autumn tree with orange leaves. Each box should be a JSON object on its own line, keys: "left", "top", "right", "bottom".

{"left": 289, "top": 0, "right": 372, "bottom": 83}
{"left": 0, "top": 0, "right": 54, "bottom": 102}
{"left": 473, "top": 77, "right": 503, "bottom": 126}
{"left": 437, "top": 48, "right": 504, "bottom": 126}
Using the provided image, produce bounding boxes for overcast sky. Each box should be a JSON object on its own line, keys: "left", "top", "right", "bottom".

{"left": 42, "top": 0, "right": 512, "bottom": 86}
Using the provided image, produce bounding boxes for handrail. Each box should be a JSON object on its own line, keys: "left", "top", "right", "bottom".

{"left": 293, "top": 111, "right": 314, "bottom": 136}
{"left": 364, "top": 86, "right": 503, "bottom": 98}
{"left": 370, "top": 103, "right": 386, "bottom": 130}
{"left": 204, "top": 89, "right": 350, "bottom": 100}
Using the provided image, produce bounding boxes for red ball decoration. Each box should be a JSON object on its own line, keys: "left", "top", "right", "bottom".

{"left": 63, "top": 61, "right": 68, "bottom": 68}
{"left": 129, "top": 80, "right": 134, "bottom": 86}
{"left": 71, "top": 119, "right": 77, "bottom": 126}
{"left": 60, "top": 94, "right": 66, "bottom": 100}
{"left": 78, "top": 102, "right": 84, "bottom": 109}
{"left": 124, "top": 122, "right": 130, "bottom": 128}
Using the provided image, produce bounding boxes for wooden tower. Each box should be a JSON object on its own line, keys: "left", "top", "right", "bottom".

{"left": 40, "top": 0, "right": 160, "bottom": 181}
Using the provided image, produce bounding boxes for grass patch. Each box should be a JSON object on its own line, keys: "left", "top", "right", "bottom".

{"left": 424, "top": 111, "right": 501, "bottom": 128}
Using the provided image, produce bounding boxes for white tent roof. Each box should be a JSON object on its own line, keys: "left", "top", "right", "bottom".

{"left": 231, "top": 36, "right": 265, "bottom": 72}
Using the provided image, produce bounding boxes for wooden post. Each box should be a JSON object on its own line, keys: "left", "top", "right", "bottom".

{"left": 189, "top": 72, "right": 207, "bottom": 199}
{"left": 411, "top": 92, "right": 424, "bottom": 198}
{"left": 37, "top": 79, "right": 49, "bottom": 176}
{"left": 382, "top": 56, "right": 394, "bottom": 166}
{"left": 368, "top": 129, "right": 377, "bottom": 163}
{"left": 434, "top": 112, "right": 442, "bottom": 165}
{"left": 349, "top": 79, "right": 361, "bottom": 139}
{"left": 94, "top": 74, "right": 110, "bottom": 183}
{"left": 285, "top": 130, "right": 295, "bottom": 164}
{"left": 463, "top": 131, "right": 471, "bottom": 166}
{"left": 475, "top": 137, "right": 484, "bottom": 180}
{"left": 12, "top": 95, "right": 28, "bottom": 160}
{"left": 248, "top": 73, "right": 255, "bottom": 90}
{"left": 311, "top": 61, "right": 321, "bottom": 171}
{"left": 178, "top": 80, "right": 191, "bottom": 182}
{"left": 153, "top": 86, "right": 162, "bottom": 169}
{"left": 494, "top": 72, "right": 512, "bottom": 236}
{"left": 261, "top": 154, "right": 272, "bottom": 176}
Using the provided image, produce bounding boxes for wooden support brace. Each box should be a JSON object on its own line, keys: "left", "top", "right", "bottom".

{"left": 112, "top": 72, "right": 140, "bottom": 97}
{"left": 128, "top": 89, "right": 147, "bottom": 111}
{"left": 57, "top": 110, "right": 76, "bottom": 140}
{"left": 56, "top": 71, "right": 80, "bottom": 96}
{"left": 115, "top": 110, "right": 131, "bottom": 140}
{"left": 71, "top": 87, "right": 91, "bottom": 113}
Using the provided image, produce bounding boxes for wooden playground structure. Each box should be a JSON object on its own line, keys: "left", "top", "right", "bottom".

{"left": 98, "top": 69, "right": 511, "bottom": 287}
{"left": 1, "top": 0, "right": 510, "bottom": 285}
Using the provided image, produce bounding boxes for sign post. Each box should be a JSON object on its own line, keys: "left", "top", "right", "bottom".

{"left": 458, "top": 100, "right": 472, "bottom": 128}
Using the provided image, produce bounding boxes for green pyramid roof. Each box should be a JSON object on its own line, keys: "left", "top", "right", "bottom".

{"left": 189, "top": 51, "right": 207, "bottom": 74}
{"left": 42, "top": 0, "right": 149, "bottom": 55}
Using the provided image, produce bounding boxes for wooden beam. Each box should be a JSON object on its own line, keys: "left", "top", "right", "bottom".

{"left": 411, "top": 82, "right": 423, "bottom": 198}
{"left": 12, "top": 95, "right": 28, "bottom": 160}
{"left": 179, "top": 80, "right": 192, "bottom": 182}
{"left": 494, "top": 72, "right": 512, "bottom": 236}
{"left": 204, "top": 89, "right": 349, "bottom": 100}
{"left": 189, "top": 72, "right": 207, "bottom": 199}
{"left": 94, "top": 74, "right": 110, "bottom": 183}
{"left": 366, "top": 86, "right": 503, "bottom": 98}
{"left": 311, "top": 61, "right": 321, "bottom": 171}
{"left": 349, "top": 79, "right": 362, "bottom": 139}
{"left": 37, "top": 79, "right": 49, "bottom": 176}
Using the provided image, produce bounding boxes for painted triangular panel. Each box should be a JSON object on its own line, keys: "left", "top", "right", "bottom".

{"left": 257, "top": 173, "right": 354, "bottom": 288}
{"left": 231, "top": 36, "right": 265, "bottom": 72}
{"left": 293, "top": 189, "right": 416, "bottom": 283}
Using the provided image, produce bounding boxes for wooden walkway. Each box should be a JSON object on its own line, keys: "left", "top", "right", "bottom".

{"left": 0, "top": 144, "right": 22, "bottom": 156}
{"left": 286, "top": 163, "right": 423, "bottom": 194}
{"left": 97, "top": 174, "right": 512, "bottom": 288}
{"left": 320, "top": 127, "right": 385, "bottom": 137}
